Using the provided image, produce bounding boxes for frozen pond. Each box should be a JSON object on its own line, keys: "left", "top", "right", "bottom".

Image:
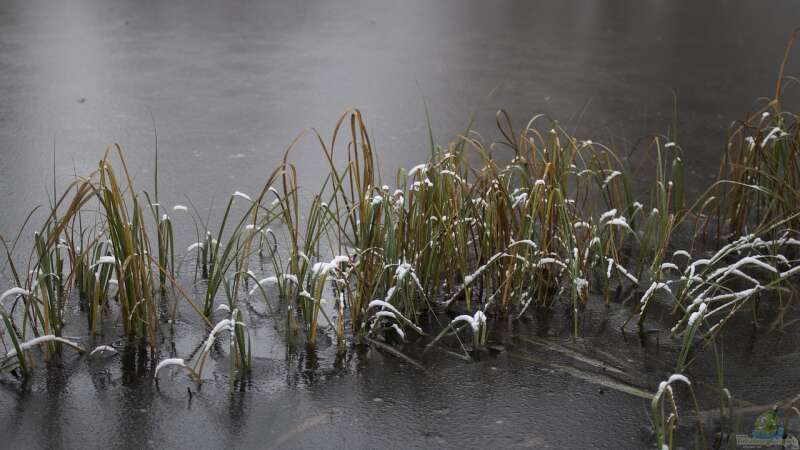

{"left": 1, "top": 0, "right": 799, "bottom": 448}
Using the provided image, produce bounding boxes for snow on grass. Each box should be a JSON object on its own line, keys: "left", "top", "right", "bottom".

{"left": 449, "top": 310, "right": 488, "bottom": 333}
{"left": 248, "top": 276, "right": 278, "bottom": 295}
{"left": 187, "top": 242, "right": 204, "bottom": 252}
{"left": 3, "top": 335, "right": 84, "bottom": 359}
{"left": 90, "top": 256, "right": 118, "bottom": 268}
{"left": 407, "top": 164, "right": 428, "bottom": 177}
{"left": 154, "top": 358, "right": 187, "bottom": 378}
{"left": 367, "top": 300, "right": 423, "bottom": 335}
{"left": 232, "top": 191, "right": 252, "bottom": 202}
{"left": 599, "top": 209, "right": 617, "bottom": 223}
{"left": 89, "top": 345, "right": 118, "bottom": 357}
{"left": 0, "top": 287, "right": 30, "bottom": 304}
{"left": 311, "top": 255, "right": 350, "bottom": 278}
{"left": 602, "top": 170, "right": 622, "bottom": 188}
{"left": 640, "top": 282, "right": 671, "bottom": 305}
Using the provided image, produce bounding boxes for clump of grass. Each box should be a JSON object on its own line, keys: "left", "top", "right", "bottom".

{"left": 1, "top": 66, "right": 800, "bottom": 408}
{"left": 668, "top": 231, "right": 800, "bottom": 371}
{"left": 715, "top": 33, "right": 800, "bottom": 238}
{"left": 714, "top": 106, "right": 800, "bottom": 237}
{"left": 92, "top": 147, "right": 160, "bottom": 341}
{"left": 0, "top": 145, "right": 213, "bottom": 378}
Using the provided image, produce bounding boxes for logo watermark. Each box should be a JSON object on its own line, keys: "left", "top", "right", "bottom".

{"left": 734, "top": 407, "right": 799, "bottom": 449}
{"left": 735, "top": 435, "right": 799, "bottom": 449}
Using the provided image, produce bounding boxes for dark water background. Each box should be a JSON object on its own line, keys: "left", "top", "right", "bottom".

{"left": 1, "top": 0, "right": 800, "bottom": 448}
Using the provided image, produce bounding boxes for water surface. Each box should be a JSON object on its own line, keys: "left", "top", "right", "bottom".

{"left": 1, "top": 1, "right": 799, "bottom": 448}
